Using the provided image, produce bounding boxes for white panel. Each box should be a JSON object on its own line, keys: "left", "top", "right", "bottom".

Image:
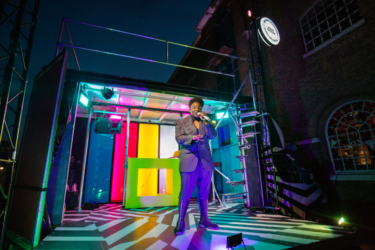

{"left": 159, "top": 125, "right": 179, "bottom": 158}
{"left": 158, "top": 169, "right": 167, "bottom": 193}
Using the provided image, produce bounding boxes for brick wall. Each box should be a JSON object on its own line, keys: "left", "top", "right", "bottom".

{"left": 252, "top": 0, "right": 375, "bottom": 202}
{"left": 257, "top": 0, "right": 375, "bottom": 144}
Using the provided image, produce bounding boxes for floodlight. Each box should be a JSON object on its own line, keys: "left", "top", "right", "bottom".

{"left": 338, "top": 217, "right": 345, "bottom": 225}
{"left": 247, "top": 10, "right": 252, "bottom": 17}
{"left": 216, "top": 112, "right": 229, "bottom": 119}
{"left": 79, "top": 93, "right": 89, "bottom": 107}
{"left": 227, "top": 233, "right": 245, "bottom": 249}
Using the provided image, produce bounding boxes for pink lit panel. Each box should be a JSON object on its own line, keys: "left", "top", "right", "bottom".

{"left": 110, "top": 122, "right": 138, "bottom": 202}
{"left": 170, "top": 102, "right": 190, "bottom": 112}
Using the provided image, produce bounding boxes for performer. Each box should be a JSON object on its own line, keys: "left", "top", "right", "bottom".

{"left": 174, "top": 97, "right": 219, "bottom": 235}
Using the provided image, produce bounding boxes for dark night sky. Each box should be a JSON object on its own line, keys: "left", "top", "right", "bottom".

{"left": 31, "top": 0, "right": 211, "bottom": 82}
{"left": 2, "top": 0, "right": 212, "bottom": 147}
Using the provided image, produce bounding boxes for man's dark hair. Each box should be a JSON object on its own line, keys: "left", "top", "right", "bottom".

{"left": 189, "top": 97, "right": 204, "bottom": 107}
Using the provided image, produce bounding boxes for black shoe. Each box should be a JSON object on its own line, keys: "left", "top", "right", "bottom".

{"left": 174, "top": 200, "right": 190, "bottom": 235}
{"left": 198, "top": 199, "right": 219, "bottom": 229}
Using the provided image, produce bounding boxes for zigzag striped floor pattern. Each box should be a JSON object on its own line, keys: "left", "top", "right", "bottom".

{"left": 36, "top": 203, "right": 348, "bottom": 250}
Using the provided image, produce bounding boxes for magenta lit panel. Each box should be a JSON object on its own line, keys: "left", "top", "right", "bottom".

{"left": 110, "top": 122, "right": 138, "bottom": 202}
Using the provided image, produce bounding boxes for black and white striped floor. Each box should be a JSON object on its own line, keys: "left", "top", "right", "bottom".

{"left": 35, "top": 203, "right": 349, "bottom": 250}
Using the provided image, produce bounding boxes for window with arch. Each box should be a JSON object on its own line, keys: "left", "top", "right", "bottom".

{"left": 326, "top": 100, "right": 375, "bottom": 171}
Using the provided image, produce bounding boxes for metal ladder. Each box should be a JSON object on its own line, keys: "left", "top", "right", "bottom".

{"left": 220, "top": 107, "right": 259, "bottom": 207}
{"left": 213, "top": 69, "right": 279, "bottom": 209}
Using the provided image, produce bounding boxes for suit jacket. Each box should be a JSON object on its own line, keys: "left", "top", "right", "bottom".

{"left": 174, "top": 115, "right": 217, "bottom": 172}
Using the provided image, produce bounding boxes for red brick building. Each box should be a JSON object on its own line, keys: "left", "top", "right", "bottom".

{"left": 169, "top": 0, "right": 375, "bottom": 219}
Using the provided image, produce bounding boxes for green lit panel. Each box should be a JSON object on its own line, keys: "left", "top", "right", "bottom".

{"left": 125, "top": 158, "right": 180, "bottom": 208}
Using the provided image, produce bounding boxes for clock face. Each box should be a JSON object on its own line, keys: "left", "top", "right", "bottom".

{"left": 259, "top": 17, "right": 280, "bottom": 46}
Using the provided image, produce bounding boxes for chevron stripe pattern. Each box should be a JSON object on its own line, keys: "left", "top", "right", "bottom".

{"left": 35, "top": 203, "right": 348, "bottom": 250}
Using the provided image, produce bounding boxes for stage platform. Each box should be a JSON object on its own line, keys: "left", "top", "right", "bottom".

{"left": 35, "top": 203, "right": 354, "bottom": 250}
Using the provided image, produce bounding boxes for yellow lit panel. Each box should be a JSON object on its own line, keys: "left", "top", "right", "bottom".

{"left": 166, "top": 168, "right": 173, "bottom": 195}
{"left": 138, "top": 124, "right": 159, "bottom": 158}
{"left": 137, "top": 168, "right": 158, "bottom": 196}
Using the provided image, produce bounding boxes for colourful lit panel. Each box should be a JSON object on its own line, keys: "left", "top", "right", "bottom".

{"left": 158, "top": 169, "right": 173, "bottom": 195}
{"left": 125, "top": 158, "right": 180, "bottom": 208}
{"left": 110, "top": 122, "right": 138, "bottom": 202}
{"left": 166, "top": 168, "right": 173, "bottom": 195}
{"left": 84, "top": 123, "right": 114, "bottom": 203}
{"left": 138, "top": 124, "right": 159, "bottom": 158}
{"left": 137, "top": 169, "right": 158, "bottom": 196}
{"left": 159, "top": 125, "right": 179, "bottom": 158}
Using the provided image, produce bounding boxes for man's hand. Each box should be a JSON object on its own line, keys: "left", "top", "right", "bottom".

{"left": 193, "top": 135, "right": 204, "bottom": 142}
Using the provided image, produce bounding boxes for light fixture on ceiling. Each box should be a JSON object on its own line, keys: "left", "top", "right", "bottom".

{"left": 101, "top": 87, "right": 115, "bottom": 100}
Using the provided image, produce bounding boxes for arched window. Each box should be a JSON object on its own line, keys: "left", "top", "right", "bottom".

{"left": 326, "top": 101, "right": 375, "bottom": 171}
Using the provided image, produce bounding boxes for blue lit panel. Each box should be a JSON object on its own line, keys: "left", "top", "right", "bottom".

{"left": 84, "top": 122, "right": 114, "bottom": 203}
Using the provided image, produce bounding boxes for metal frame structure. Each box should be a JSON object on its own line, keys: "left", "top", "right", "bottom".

{"left": 55, "top": 18, "right": 257, "bottom": 211}
{"left": 0, "top": 0, "right": 40, "bottom": 248}
{"left": 248, "top": 17, "right": 279, "bottom": 208}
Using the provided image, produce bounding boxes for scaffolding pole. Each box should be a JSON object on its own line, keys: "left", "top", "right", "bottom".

{"left": 0, "top": 1, "right": 40, "bottom": 248}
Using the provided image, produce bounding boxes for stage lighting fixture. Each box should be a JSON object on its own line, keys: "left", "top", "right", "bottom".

{"left": 216, "top": 112, "right": 229, "bottom": 119}
{"left": 247, "top": 10, "right": 252, "bottom": 17}
{"left": 94, "top": 116, "right": 123, "bottom": 134}
{"left": 79, "top": 93, "right": 89, "bottom": 107}
{"left": 110, "top": 115, "right": 122, "bottom": 120}
{"left": 101, "top": 87, "right": 115, "bottom": 99}
{"left": 227, "top": 233, "right": 246, "bottom": 249}
{"left": 338, "top": 217, "right": 345, "bottom": 225}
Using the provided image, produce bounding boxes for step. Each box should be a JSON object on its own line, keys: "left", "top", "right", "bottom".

{"left": 222, "top": 192, "right": 247, "bottom": 198}
{"left": 235, "top": 155, "right": 247, "bottom": 160}
{"left": 238, "top": 143, "right": 252, "bottom": 150}
{"left": 238, "top": 132, "right": 260, "bottom": 138}
{"left": 237, "top": 111, "right": 260, "bottom": 118}
{"left": 222, "top": 196, "right": 247, "bottom": 202}
{"left": 238, "top": 120, "right": 259, "bottom": 128}
{"left": 229, "top": 168, "right": 245, "bottom": 174}
{"left": 226, "top": 180, "right": 246, "bottom": 187}
{"left": 263, "top": 163, "right": 274, "bottom": 167}
{"left": 263, "top": 154, "right": 273, "bottom": 160}
{"left": 262, "top": 145, "right": 271, "bottom": 151}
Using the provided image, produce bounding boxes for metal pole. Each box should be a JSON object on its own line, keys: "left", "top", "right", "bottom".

{"left": 231, "top": 57, "right": 236, "bottom": 93}
{"left": 55, "top": 19, "right": 65, "bottom": 57}
{"left": 61, "top": 83, "right": 81, "bottom": 221}
{"left": 0, "top": 0, "right": 26, "bottom": 144}
{"left": 58, "top": 43, "right": 235, "bottom": 78}
{"left": 77, "top": 108, "right": 92, "bottom": 212}
{"left": 166, "top": 40, "right": 169, "bottom": 63}
{"left": 248, "top": 69, "right": 257, "bottom": 111}
{"left": 211, "top": 178, "right": 224, "bottom": 208}
{"left": 92, "top": 110, "right": 128, "bottom": 116}
{"left": 64, "top": 18, "right": 250, "bottom": 62}
{"left": 64, "top": 22, "right": 81, "bottom": 70}
{"left": 215, "top": 72, "right": 249, "bottom": 129}
{"left": 122, "top": 108, "right": 130, "bottom": 209}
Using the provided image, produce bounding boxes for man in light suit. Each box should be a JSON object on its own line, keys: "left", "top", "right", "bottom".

{"left": 174, "top": 97, "right": 219, "bottom": 235}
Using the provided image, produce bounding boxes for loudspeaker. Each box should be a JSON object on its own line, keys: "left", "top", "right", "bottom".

{"left": 94, "top": 117, "right": 122, "bottom": 134}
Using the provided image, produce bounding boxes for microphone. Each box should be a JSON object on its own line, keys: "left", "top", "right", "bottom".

{"left": 197, "top": 112, "right": 210, "bottom": 121}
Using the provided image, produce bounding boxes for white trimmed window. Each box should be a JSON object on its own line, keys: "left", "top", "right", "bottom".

{"left": 326, "top": 101, "right": 375, "bottom": 172}
{"left": 300, "top": 0, "right": 363, "bottom": 53}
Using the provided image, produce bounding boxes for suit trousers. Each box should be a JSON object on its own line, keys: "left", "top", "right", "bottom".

{"left": 179, "top": 158, "right": 213, "bottom": 201}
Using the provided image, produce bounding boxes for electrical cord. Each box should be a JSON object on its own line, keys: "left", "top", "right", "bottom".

{"left": 242, "top": 240, "right": 247, "bottom": 250}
